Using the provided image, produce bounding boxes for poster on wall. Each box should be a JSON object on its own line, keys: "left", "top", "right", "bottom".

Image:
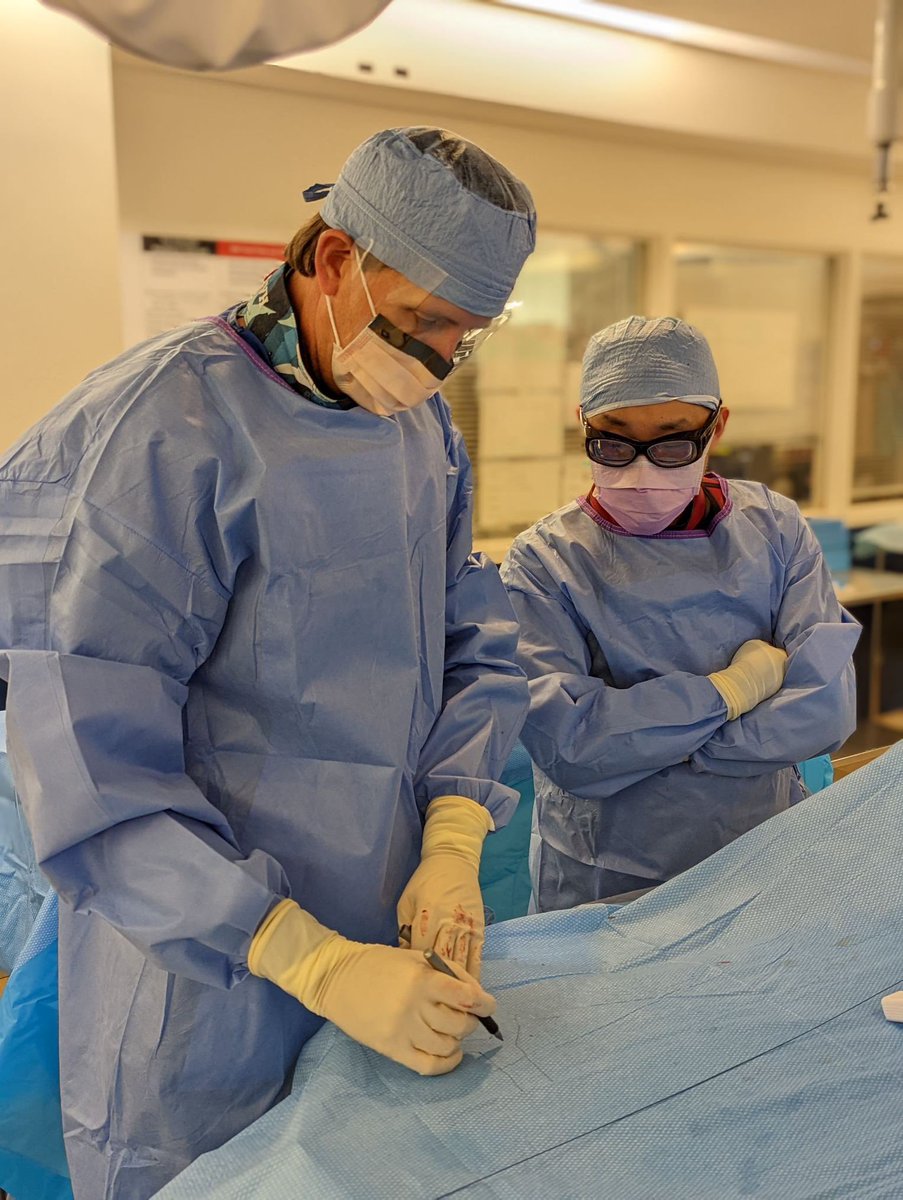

{"left": 120, "top": 234, "right": 285, "bottom": 349}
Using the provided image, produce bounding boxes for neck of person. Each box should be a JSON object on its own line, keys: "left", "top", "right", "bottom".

{"left": 287, "top": 270, "right": 344, "bottom": 400}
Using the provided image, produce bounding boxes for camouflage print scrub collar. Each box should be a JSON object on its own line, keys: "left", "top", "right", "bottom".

{"left": 234, "top": 263, "right": 352, "bottom": 408}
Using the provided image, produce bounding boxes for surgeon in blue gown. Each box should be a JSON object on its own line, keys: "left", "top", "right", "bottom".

{"left": 0, "top": 127, "right": 535, "bottom": 1199}
{"left": 501, "top": 316, "right": 860, "bottom": 913}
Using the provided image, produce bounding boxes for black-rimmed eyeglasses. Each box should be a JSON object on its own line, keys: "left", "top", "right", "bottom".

{"left": 583, "top": 403, "right": 722, "bottom": 469}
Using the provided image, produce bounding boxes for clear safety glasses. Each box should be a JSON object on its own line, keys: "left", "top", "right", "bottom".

{"left": 583, "top": 403, "right": 722, "bottom": 469}
{"left": 368, "top": 316, "right": 455, "bottom": 380}
{"left": 451, "top": 304, "right": 516, "bottom": 368}
{"left": 351, "top": 240, "right": 518, "bottom": 378}
{"left": 370, "top": 303, "right": 516, "bottom": 379}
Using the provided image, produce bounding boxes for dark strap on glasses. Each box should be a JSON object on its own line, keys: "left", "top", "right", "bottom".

{"left": 369, "top": 315, "right": 453, "bottom": 381}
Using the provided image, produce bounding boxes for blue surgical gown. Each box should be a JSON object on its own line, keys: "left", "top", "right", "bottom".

{"left": 0, "top": 713, "right": 47, "bottom": 973}
{"left": 500, "top": 484, "right": 860, "bottom": 912}
{"left": 0, "top": 316, "right": 526, "bottom": 1199}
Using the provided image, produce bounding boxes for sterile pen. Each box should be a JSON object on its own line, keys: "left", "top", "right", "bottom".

{"left": 423, "top": 948, "right": 504, "bottom": 1041}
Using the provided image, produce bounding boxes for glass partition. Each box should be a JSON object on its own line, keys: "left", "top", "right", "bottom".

{"left": 443, "top": 231, "right": 643, "bottom": 538}
{"left": 673, "top": 243, "right": 830, "bottom": 505}
{"left": 855, "top": 256, "right": 903, "bottom": 501}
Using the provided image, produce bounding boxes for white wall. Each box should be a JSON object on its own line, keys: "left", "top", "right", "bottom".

{"left": 279, "top": 0, "right": 872, "bottom": 162}
{"left": 112, "top": 58, "right": 903, "bottom": 257}
{"left": 110, "top": 59, "right": 903, "bottom": 522}
{"left": 3, "top": 4, "right": 903, "bottom": 523}
{"left": 0, "top": 0, "right": 122, "bottom": 450}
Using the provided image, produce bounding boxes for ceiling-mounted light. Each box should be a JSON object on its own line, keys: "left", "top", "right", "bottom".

{"left": 488, "top": 0, "right": 868, "bottom": 76}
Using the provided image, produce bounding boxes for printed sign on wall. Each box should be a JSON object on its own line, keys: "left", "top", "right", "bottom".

{"left": 121, "top": 234, "right": 285, "bottom": 348}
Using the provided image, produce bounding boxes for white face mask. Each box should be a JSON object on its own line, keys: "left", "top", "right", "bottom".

{"left": 590, "top": 455, "right": 706, "bottom": 536}
{"left": 325, "top": 252, "right": 444, "bottom": 418}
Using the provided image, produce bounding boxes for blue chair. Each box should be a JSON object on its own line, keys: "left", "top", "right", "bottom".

{"left": 799, "top": 754, "right": 834, "bottom": 794}
{"left": 806, "top": 517, "right": 852, "bottom": 586}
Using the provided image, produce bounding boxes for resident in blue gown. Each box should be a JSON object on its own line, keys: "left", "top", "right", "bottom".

{"left": 502, "top": 317, "right": 859, "bottom": 912}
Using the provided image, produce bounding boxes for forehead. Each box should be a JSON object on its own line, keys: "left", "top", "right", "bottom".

{"left": 587, "top": 400, "right": 711, "bottom": 430}
{"left": 370, "top": 266, "right": 491, "bottom": 329}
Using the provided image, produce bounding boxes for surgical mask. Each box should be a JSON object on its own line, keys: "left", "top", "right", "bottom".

{"left": 590, "top": 455, "right": 705, "bottom": 536}
{"left": 325, "top": 251, "right": 446, "bottom": 418}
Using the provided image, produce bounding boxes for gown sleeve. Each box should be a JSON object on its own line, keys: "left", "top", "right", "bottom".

{"left": 413, "top": 425, "right": 527, "bottom": 828}
{"left": 690, "top": 513, "right": 860, "bottom": 777}
{"left": 501, "top": 535, "right": 729, "bottom": 801}
{"left": 0, "top": 472, "right": 288, "bottom": 991}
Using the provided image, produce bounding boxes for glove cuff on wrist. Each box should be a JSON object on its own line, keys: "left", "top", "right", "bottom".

{"left": 248, "top": 898, "right": 355, "bottom": 1013}
{"left": 421, "top": 795, "right": 494, "bottom": 872}
{"left": 707, "top": 670, "right": 741, "bottom": 721}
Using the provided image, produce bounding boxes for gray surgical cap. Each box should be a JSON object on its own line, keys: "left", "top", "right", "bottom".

{"left": 319, "top": 127, "right": 536, "bottom": 318}
{"left": 580, "top": 316, "right": 721, "bottom": 417}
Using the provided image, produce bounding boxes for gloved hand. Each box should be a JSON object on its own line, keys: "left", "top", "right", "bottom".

{"left": 396, "top": 795, "right": 493, "bottom": 978}
{"left": 248, "top": 899, "right": 495, "bottom": 1076}
{"left": 708, "top": 639, "right": 788, "bottom": 721}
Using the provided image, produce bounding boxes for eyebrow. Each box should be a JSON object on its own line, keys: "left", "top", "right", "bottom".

{"left": 404, "top": 297, "right": 490, "bottom": 331}
{"left": 403, "top": 305, "right": 454, "bottom": 328}
{"left": 597, "top": 414, "right": 697, "bottom": 432}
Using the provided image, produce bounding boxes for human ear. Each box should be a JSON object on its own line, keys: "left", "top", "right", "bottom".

{"left": 314, "top": 229, "right": 356, "bottom": 297}
{"left": 710, "top": 406, "right": 730, "bottom": 451}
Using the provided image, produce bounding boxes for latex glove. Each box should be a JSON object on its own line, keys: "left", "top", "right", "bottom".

{"left": 249, "top": 899, "right": 495, "bottom": 1076}
{"left": 708, "top": 639, "right": 788, "bottom": 720}
{"left": 396, "top": 795, "right": 493, "bottom": 979}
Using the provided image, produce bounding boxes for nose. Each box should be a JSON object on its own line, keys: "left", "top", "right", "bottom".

{"left": 428, "top": 329, "right": 462, "bottom": 363}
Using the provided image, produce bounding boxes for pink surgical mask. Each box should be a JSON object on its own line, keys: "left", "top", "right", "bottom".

{"left": 325, "top": 251, "right": 443, "bottom": 418}
{"left": 590, "top": 455, "right": 705, "bottom": 536}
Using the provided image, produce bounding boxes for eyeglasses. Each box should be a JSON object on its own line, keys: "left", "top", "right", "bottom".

{"left": 450, "top": 305, "right": 515, "bottom": 368}
{"left": 370, "top": 303, "right": 516, "bottom": 380}
{"left": 370, "top": 315, "right": 453, "bottom": 380}
{"left": 583, "top": 403, "right": 722, "bottom": 469}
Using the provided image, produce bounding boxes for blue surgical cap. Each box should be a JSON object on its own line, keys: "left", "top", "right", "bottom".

{"left": 320, "top": 127, "right": 536, "bottom": 318}
{"left": 580, "top": 316, "right": 721, "bottom": 417}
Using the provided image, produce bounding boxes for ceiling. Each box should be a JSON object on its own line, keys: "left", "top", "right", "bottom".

{"left": 545, "top": 0, "right": 876, "bottom": 62}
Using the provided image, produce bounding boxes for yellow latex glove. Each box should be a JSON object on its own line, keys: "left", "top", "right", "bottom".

{"left": 708, "top": 639, "right": 788, "bottom": 721}
{"left": 396, "top": 795, "right": 493, "bottom": 979}
{"left": 249, "top": 899, "right": 495, "bottom": 1076}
